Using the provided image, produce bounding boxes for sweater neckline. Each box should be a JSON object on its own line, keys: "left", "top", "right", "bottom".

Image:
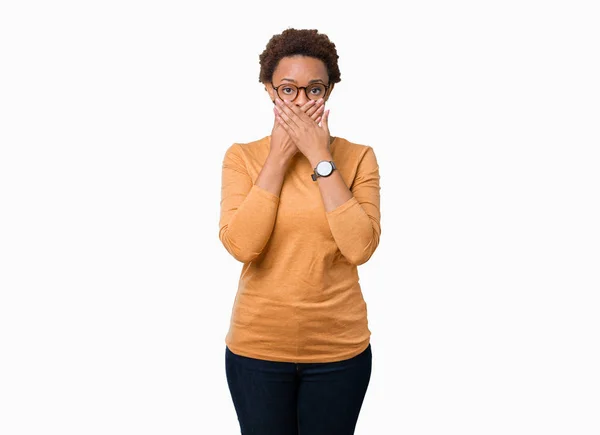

{"left": 266, "top": 135, "right": 339, "bottom": 151}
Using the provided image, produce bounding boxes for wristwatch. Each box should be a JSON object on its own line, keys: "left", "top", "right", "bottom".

{"left": 311, "top": 160, "right": 336, "bottom": 181}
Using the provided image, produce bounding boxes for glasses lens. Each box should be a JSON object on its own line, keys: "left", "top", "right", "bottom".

{"left": 306, "top": 84, "right": 326, "bottom": 100}
{"left": 277, "top": 84, "right": 298, "bottom": 101}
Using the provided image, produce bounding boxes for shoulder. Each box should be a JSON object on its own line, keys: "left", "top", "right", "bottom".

{"left": 222, "top": 136, "right": 269, "bottom": 172}
{"left": 224, "top": 136, "right": 270, "bottom": 159}
{"left": 332, "top": 137, "right": 377, "bottom": 162}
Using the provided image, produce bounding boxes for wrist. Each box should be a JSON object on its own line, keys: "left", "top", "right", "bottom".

{"left": 308, "top": 151, "right": 333, "bottom": 168}
{"left": 266, "top": 151, "right": 293, "bottom": 172}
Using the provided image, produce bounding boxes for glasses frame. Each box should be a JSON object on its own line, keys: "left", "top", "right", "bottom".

{"left": 271, "top": 81, "right": 331, "bottom": 102}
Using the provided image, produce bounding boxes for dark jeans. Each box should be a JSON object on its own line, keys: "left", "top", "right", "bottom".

{"left": 225, "top": 344, "right": 372, "bottom": 435}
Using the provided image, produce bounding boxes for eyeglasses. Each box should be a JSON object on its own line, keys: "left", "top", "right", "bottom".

{"left": 271, "top": 82, "right": 330, "bottom": 102}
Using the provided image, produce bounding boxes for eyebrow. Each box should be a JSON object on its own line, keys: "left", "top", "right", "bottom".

{"left": 280, "top": 78, "right": 326, "bottom": 84}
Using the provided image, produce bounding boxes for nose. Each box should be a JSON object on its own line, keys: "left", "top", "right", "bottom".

{"left": 294, "top": 90, "right": 310, "bottom": 106}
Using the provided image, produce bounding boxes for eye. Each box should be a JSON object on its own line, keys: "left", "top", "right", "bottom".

{"left": 282, "top": 87, "right": 294, "bottom": 94}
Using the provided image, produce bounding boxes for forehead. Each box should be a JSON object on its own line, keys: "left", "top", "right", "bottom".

{"left": 272, "top": 55, "right": 328, "bottom": 83}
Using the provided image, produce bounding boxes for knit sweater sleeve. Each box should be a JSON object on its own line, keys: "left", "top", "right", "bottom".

{"left": 325, "top": 146, "right": 382, "bottom": 265}
{"left": 218, "top": 144, "right": 279, "bottom": 263}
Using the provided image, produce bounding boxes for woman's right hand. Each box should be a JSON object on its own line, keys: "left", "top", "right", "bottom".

{"left": 269, "top": 99, "right": 325, "bottom": 165}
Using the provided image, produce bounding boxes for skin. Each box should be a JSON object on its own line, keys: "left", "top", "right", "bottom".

{"left": 255, "top": 55, "right": 353, "bottom": 212}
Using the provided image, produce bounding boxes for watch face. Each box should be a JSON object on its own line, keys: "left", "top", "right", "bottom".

{"left": 316, "top": 161, "right": 333, "bottom": 176}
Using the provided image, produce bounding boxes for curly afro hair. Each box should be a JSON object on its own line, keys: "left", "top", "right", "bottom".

{"left": 258, "top": 28, "right": 341, "bottom": 85}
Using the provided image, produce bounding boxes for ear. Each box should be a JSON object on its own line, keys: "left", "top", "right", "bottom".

{"left": 264, "top": 82, "right": 276, "bottom": 104}
{"left": 324, "top": 83, "right": 335, "bottom": 102}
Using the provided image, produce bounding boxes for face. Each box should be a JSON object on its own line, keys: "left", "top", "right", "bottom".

{"left": 265, "top": 55, "right": 334, "bottom": 106}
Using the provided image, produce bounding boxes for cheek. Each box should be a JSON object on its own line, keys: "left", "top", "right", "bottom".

{"left": 266, "top": 89, "right": 277, "bottom": 103}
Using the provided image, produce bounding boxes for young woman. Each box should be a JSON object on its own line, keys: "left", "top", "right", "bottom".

{"left": 219, "top": 28, "right": 382, "bottom": 435}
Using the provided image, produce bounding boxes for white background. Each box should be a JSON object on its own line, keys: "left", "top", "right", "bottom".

{"left": 1, "top": 0, "right": 599, "bottom": 434}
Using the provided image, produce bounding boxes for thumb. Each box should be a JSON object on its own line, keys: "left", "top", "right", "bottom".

{"left": 321, "top": 109, "right": 330, "bottom": 131}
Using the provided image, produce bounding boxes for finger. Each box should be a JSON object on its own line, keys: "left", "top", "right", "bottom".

{"left": 274, "top": 99, "right": 302, "bottom": 129}
{"left": 306, "top": 99, "right": 325, "bottom": 119}
{"left": 281, "top": 99, "right": 311, "bottom": 124}
{"left": 272, "top": 107, "right": 284, "bottom": 128}
{"left": 274, "top": 104, "right": 300, "bottom": 129}
{"left": 309, "top": 104, "right": 325, "bottom": 121}
{"left": 274, "top": 110, "right": 296, "bottom": 137}
{"left": 321, "top": 109, "right": 330, "bottom": 131}
{"left": 300, "top": 99, "right": 316, "bottom": 113}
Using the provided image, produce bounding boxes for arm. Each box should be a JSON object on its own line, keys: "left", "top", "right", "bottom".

{"left": 219, "top": 144, "right": 286, "bottom": 263}
{"left": 220, "top": 101, "right": 326, "bottom": 262}
{"left": 315, "top": 146, "right": 381, "bottom": 266}
{"left": 272, "top": 100, "right": 381, "bottom": 265}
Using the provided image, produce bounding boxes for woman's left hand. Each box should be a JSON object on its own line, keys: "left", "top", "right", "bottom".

{"left": 274, "top": 98, "right": 331, "bottom": 165}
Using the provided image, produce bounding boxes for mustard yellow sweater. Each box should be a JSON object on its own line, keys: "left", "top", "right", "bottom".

{"left": 219, "top": 135, "right": 381, "bottom": 363}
